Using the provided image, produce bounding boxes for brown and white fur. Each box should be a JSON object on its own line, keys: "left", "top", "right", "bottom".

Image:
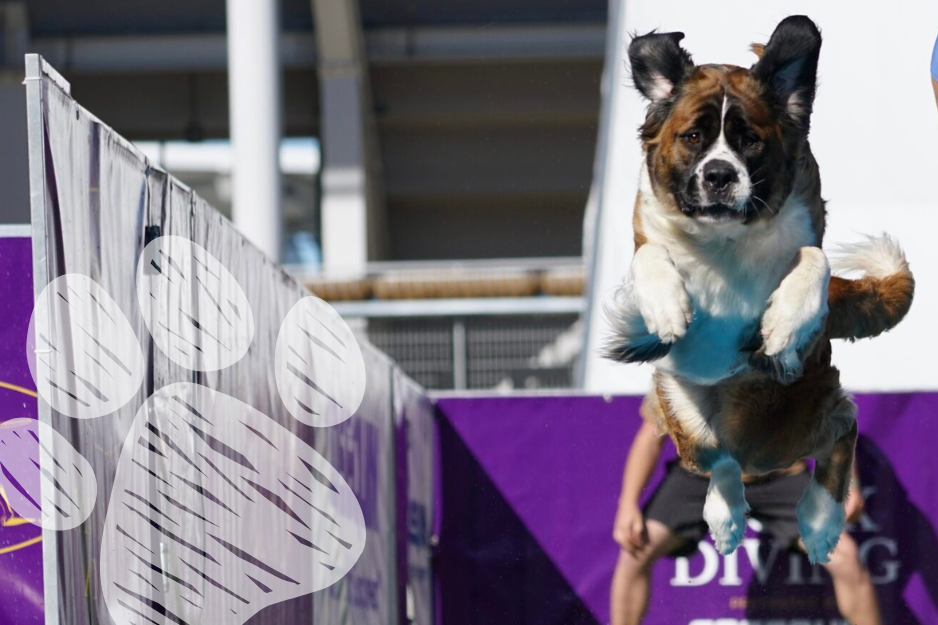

{"left": 603, "top": 17, "right": 914, "bottom": 564}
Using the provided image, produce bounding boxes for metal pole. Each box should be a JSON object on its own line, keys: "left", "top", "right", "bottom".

{"left": 226, "top": 0, "right": 282, "bottom": 261}
{"left": 24, "top": 53, "right": 65, "bottom": 625}
{"left": 452, "top": 318, "right": 467, "bottom": 391}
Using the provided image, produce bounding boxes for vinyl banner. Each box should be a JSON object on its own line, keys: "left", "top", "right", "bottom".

{"left": 0, "top": 232, "right": 43, "bottom": 625}
{"left": 393, "top": 370, "right": 435, "bottom": 625}
{"left": 435, "top": 394, "right": 938, "bottom": 625}
{"left": 28, "top": 58, "right": 316, "bottom": 625}
{"left": 25, "top": 56, "right": 407, "bottom": 625}
{"left": 314, "top": 345, "right": 398, "bottom": 625}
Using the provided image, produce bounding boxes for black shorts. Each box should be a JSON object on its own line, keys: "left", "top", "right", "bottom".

{"left": 643, "top": 460, "right": 811, "bottom": 557}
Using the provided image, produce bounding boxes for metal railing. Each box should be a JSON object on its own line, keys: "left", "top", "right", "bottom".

{"left": 288, "top": 257, "right": 587, "bottom": 391}
{"left": 357, "top": 309, "right": 583, "bottom": 392}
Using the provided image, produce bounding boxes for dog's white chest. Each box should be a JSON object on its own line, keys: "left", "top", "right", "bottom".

{"left": 656, "top": 262, "right": 769, "bottom": 383}
{"left": 652, "top": 203, "right": 817, "bottom": 384}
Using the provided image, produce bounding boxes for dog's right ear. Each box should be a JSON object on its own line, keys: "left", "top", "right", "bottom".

{"left": 628, "top": 32, "right": 695, "bottom": 103}
{"left": 750, "top": 16, "right": 822, "bottom": 128}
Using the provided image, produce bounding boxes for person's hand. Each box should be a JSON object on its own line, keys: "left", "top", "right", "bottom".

{"left": 845, "top": 480, "right": 864, "bottom": 524}
{"left": 613, "top": 500, "right": 648, "bottom": 556}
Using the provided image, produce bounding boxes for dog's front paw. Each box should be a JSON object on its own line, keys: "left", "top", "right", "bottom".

{"left": 703, "top": 483, "right": 749, "bottom": 555}
{"left": 634, "top": 278, "right": 692, "bottom": 345}
{"left": 755, "top": 248, "right": 830, "bottom": 383}
{"left": 629, "top": 244, "right": 693, "bottom": 345}
{"left": 603, "top": 287, "right": 673, "bottom": 364}
{"left": 797, "top": 479, "right": 845, "bottom": 565}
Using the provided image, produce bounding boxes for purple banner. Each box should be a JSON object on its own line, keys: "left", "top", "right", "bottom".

{"left": 435, "top": 393, "right": 938, "bottom": 625}
{"left": 314, "top": 345, "right": 398, "bottom": 625}
{"left": 0, "top": 232, "right": 43, "bottom": 625}
{"left": 394, "top": 371, "right": 435, "bottom": 625}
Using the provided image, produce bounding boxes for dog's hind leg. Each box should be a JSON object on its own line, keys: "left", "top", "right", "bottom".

{"left": 703, "top": 454, "right": 749, "bottom": 555}
{"left": 797, "top": 400, "right": 858, "bottom": 564}
{"left": 654, "top": 376, "right": 748, "bottom": 554}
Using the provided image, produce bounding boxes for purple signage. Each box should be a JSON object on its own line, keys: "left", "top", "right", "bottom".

{"left": 0, "top": 232, "right": 43, "bottom": 625}
{"left": 394, "top": 371, "right": 435, "bottom": 625}
{"left": 435, "top": 393, "right": 938, "bottom": 625}
{"left": 315, "top": 345, "right": 398, "bottom": 625}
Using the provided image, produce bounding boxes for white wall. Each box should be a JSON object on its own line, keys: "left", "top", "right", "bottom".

{"left": 584, "top": 0, "right": 938, "bottom": 393}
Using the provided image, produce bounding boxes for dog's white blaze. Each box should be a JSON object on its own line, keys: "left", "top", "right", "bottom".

{"left": 694, "top": 94, "right": 752, "bottom": 209}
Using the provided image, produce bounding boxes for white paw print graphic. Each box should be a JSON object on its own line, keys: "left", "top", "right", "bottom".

{"left": 101, "top": 383, "right": 366, "bottom": 625}
{"left": 28, "top": 273, "right": 145, "bottom": 420}
{"left": 19, "top": 235, "right": 367, "bottom": 625}
{"left": 0, "top": 418, "right": 96, "bottom": 530}
{"left": 136, "top": 235, "right": 255, "bottom": 372}
{"left": 275, "top": 296, "right": 366, "bottom": 428}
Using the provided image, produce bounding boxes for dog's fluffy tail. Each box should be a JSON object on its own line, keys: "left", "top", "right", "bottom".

{"left": 600, "top": 285, "right": 672, "bottom": 364}
{"left": 827, "top": 234, "right": 914, "bottom": 341}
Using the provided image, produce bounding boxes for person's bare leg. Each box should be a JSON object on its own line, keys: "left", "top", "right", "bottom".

{"left": 821, "top": 532, "right": 882, "bottom": 625}
{"left": 610, "top": 519, "right": 684, "bottom": 625}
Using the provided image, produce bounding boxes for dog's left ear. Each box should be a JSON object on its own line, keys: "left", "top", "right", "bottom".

{"left": 629, "top": 31, "right": 695, "bottom": 103}
{"left": 751, "top": 16, "right": 822, "bottom": 128}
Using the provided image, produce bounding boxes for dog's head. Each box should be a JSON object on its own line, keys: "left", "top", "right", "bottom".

{"left": 630, "top": 16, "right": 821, "bottom": 225}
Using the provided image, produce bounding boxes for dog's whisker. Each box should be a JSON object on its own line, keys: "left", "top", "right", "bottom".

{"left": 748, "top": 198, "right": 763, "bottom": 219}
{"left": 751, "top": 194, "right": 771, "bottom": 212}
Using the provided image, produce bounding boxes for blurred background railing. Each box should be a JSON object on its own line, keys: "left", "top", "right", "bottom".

{"left": 287, "top": 257, "right": 585, "bottom": 390}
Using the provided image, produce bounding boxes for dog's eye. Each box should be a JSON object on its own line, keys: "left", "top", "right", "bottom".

{"left": 684, "top": 132, "right": 701, "bottom": 145}
{"left": 743, "top": 135, "right": 762, "bottom": 149}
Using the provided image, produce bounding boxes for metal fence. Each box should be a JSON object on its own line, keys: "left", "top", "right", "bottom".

{"left": 365, "top": 313, "right": 581, "bottom": 391}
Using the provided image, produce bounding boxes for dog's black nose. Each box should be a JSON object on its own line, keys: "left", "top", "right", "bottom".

{"left": 702, "top": 160, "right": 739, "bottom": 191}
